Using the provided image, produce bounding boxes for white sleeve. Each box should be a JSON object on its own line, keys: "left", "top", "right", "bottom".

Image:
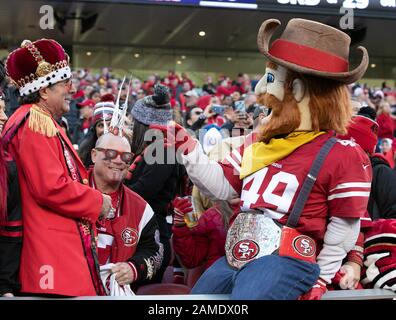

{"left": 316, "top": 217, "right": 360, "bottom": 284}
{"left": 181, "top": 143, "right": 238, "bottom": 200}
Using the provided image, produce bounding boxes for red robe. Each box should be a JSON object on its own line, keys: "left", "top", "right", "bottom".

{"left": 2, "top": 104, "right": 103, "bottom": 296}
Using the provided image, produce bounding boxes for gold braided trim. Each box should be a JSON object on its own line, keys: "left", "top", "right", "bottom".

{"left": 28, "top": 105, "right": 58, "bottom": 137}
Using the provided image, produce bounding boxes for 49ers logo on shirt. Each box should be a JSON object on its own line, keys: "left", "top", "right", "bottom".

{"left": 232, "top": 240, "right": 260, "bottom": 261}
{"left": 292, "top": 235, "right": 316, "bottom": 257}
{"left": 121, "top": 227, "right": 138, "bottom": 247}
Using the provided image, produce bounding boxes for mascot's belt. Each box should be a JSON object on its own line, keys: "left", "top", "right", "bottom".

{"left": 225, "top": 211, "right": 317, "bottom": 269}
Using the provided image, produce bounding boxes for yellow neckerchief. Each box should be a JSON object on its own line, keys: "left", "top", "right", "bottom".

{"left": 240, "top": 131, "right": 326, "bottom": 179}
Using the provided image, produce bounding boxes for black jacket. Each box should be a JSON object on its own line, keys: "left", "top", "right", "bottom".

{"left": 0, "top": 159, "right": 22, "bottom": 295}
{"left": 368, "top": 155, "right": 396, "bottom": 220}
{"left": 64, "top": 98, "right": 83, "bottom": 139}
{"left": 72, "top": 117, "right": 90, "bottom": 145}
{"left": 77, "top": 129, "right": 97, "bottom": 168}
{"left": 4, "top": 86, "right": 20, "bottom": 117}
{"left": 124, "top": 148, "right": 185, "bottom": 218}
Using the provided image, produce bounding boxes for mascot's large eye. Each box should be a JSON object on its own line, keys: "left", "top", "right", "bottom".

{"left": 267, "top": 73, "right": 275, "bottom": 83}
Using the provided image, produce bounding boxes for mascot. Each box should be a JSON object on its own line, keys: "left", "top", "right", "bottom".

{"left": 151, "top": 18, "right": 371, "bottom": 300}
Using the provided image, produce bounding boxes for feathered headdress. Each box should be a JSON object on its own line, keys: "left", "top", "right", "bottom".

{"left": 105, "top": 76, "right": 131, "bottom": 136}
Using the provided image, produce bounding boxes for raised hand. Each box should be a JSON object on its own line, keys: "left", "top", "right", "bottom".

{"left": 172, "top": 196, "right": 197, "bottom": 228}
{"left": 149, "top": 122, "right": 197, "bottom": 155}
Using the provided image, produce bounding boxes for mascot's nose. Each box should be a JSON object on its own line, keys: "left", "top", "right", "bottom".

{"left": 255, "top": 74, "right": 267, "bottom": 96}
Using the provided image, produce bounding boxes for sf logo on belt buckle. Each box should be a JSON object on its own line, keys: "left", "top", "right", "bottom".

{"left": 232, "top": 240, "right": 260, "bottom": 261}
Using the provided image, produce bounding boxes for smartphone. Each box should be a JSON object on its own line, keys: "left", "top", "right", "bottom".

{"left": 212, "top": 105, "right": 225, "bottom": 115}
{"left": 234, "top": 101, "right": 245, "bottom": 113}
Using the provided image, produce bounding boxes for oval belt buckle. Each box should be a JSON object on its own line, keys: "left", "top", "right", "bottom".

{"left": 225, "top": 213, "right": 282, "bottom": 269}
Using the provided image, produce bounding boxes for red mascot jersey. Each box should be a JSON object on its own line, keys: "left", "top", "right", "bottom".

{"left": 220, "top": 133, "right": 372, "bottom": 245}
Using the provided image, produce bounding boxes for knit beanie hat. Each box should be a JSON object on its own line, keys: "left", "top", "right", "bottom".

{"left": 93, "top": 93, "right": 115, "bottom": 125}
{"left": 337, "top": 115, "right": 379, "bottom": 155}
{"left": 357, "top": 106, "right": 377, "bottom": 121}
{"left": 132, "top": 84, "right": 172, "bottom": 126}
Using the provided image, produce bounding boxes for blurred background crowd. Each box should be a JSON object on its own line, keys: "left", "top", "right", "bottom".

{"left": 4, "top": 67, "right": 396, "bottom": 169}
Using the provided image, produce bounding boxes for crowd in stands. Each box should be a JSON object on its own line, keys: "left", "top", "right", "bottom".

{"left": 33, "top": 68, "right": 396, "bottom": 171}
{"left": 2, "top": 61, "right": 396, "bottom": 297}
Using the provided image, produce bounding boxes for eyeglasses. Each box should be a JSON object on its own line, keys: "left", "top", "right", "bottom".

{"left": 52, "top": 78, "right": 72, "bottom": 90}
{"left": 95, "top": 147, "right": 133, "bottom": 164}
{"left": 193, "top": 111, "right": 203, "bottom": 116}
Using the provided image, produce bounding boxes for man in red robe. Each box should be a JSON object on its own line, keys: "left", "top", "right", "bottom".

{"left": 2, "top": 39, "right": 112, "bottom": 296}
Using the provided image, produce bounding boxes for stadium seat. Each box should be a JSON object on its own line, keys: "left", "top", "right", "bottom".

{"left": 136, "top": 283, "right": 191, "bottom": 295}
{"left": 161, "top": 266, "right": 174, "bottom": 284}
{"left": 185, "top": 265, "right": 206, "bottom": 288}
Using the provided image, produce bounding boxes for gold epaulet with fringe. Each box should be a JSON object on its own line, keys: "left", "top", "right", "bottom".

{"left": 28, "top": 104, "right": 58, "bottom": 137}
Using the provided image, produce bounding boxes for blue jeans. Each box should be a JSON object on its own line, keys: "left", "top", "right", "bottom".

{"left": 191, "top": 255, "right": 320, "bottom": 300}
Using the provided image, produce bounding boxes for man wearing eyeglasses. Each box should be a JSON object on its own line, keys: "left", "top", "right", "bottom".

{"left": 90, "top": 133, "right": 163, "bottom": 291}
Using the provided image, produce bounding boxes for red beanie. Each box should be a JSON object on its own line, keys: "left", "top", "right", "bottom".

{"left": 196, "top": 95, "right": 212, "bottom": 110}
{"left": 100, "top": 93, "right": 115, "bottom": 102}
{"left": 337, "top": 115, "right": 379, "bottom": 155}
{"left": 92, "top": 94, "right": 115, "bottom": 124}
{"left": 72, "top": 90, "right": 85, "bottom": 100}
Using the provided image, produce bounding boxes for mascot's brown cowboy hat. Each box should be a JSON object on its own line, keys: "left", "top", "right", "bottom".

{"left": 257, "top": 18, "right": 369, "bottom": 84}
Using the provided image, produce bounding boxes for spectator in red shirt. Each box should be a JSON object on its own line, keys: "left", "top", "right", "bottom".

{"left": 172, "top": 197, "right": 238, "bottom": 270}
{"left": 377, "top": 102, "right": 394, "bottom": 142}
{"left": 181, "top": 72, "right": 194, "bottom": 90}
{"left": 215, "top": 79, "right": 234, "bottom": 99}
